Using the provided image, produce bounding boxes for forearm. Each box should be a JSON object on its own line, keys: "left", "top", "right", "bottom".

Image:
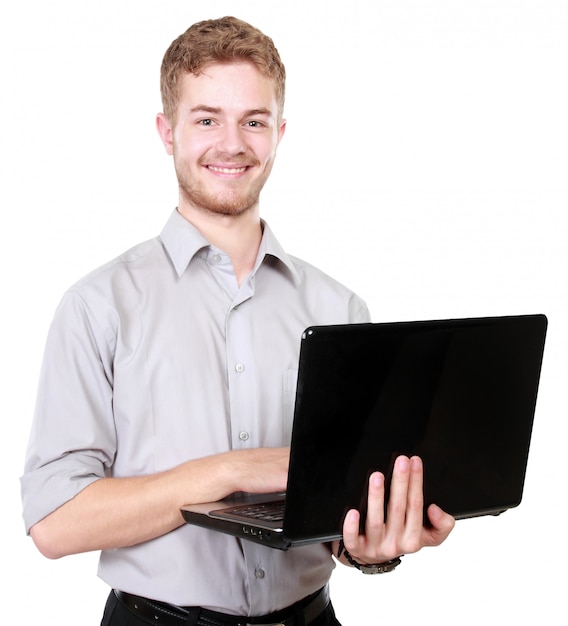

{"left": 30, "top": 447, "right": 288, "bottom": 559}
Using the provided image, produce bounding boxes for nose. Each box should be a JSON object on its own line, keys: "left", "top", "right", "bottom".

{"left": 216, "top": 123, "right": 246, "bottom": 156}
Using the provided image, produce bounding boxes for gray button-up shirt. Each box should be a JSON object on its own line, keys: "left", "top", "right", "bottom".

{"left": 21, "top": 209, "right": 370, "bottom": 614}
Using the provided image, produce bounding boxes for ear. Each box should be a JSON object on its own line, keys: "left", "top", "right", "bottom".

{"left": 156, "top": 113, "right": 174, "bottom": 155}
{"left": 277, "top": 118, "right": 287, "bottom": 145}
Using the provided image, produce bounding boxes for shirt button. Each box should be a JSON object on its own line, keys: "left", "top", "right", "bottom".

{"left": 239, "top": 431, "right": 250, "bottom": 442}
{"left": 235, "top": 363, "right": 245, "bottom": 373}
{"left": 255, "top": 567, "right": 265, "bottom": 579}
{"left": 211, "top": 254, "right": 222, "bottom": 264}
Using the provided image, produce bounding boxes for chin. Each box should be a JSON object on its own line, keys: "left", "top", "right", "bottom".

{"left": 181, "top": 186, "right": 261, "bottom": 217}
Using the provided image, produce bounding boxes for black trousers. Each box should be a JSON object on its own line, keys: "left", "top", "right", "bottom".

{"left": 101, "top": 590, "right": 342, "bottom": 626}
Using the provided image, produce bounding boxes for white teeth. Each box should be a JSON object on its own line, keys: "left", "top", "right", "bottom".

{"left": 208, "top": 165, "right": 247, "bottom": 174}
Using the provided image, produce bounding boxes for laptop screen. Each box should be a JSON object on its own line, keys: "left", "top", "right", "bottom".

{"left": 283, "top": 315, "right": 547, "bottom": 540}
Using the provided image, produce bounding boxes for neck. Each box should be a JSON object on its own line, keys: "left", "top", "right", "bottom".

{"left": 178, "top": 203, "right": 263, "bottom": 285}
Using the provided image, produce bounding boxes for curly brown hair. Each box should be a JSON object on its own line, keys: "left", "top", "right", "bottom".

{"left": 160, "top": 16, "right": 286, "bottom": 123}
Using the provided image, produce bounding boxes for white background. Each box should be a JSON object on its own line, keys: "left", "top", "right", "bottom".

{"left": 2, "top": 0, "right": 567, "bottom": 623}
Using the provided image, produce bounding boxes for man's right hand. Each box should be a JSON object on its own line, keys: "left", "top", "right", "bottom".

{"left": 30, "top": 447, "right": 290, "bottom": 559}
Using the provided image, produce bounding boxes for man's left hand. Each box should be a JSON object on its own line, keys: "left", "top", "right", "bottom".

{"left": 335, "top": 455, "right": 455, "bottom": 566}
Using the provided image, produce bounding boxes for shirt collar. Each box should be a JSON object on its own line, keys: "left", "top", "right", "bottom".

{"left": 160, "top": 209, "right": 300, "bottom": 284}
{"left": 160, "top": 209, "right": 210, "bottom": 277}
{"left": 257, "top": 220, "right": 300, "bottom": 285}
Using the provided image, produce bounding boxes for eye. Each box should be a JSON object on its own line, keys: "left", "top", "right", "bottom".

{"left": 245, "top": 120, "right": 264, "bottom": 129}
{"left": 198, "top": 119, "right": 214, "bottom": 126}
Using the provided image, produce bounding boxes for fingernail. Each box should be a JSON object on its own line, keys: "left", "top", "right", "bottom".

{"left": 411, "top": 456, "right": 422, "bottom": 470}
{"left": 396, "top": 456, "right": 409, "bottom": 471}
{"left": 372, "top": 472, "right": 384, "bottom": 488}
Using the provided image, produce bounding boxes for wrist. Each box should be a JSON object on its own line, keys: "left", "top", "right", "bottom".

{"left": 337, "top": 540, "right": 402, "bottom": 574}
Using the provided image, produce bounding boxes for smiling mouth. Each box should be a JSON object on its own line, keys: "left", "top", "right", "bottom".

{"left": 207, "top": 165, "right": 248, "bottom": 175}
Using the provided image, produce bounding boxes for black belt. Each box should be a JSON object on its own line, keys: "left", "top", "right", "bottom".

{"left": 114, "top": 585, "right": 330, "bottom": 626}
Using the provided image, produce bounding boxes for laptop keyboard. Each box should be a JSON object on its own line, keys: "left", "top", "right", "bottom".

{"left": 224, "top": 501, "right": 285, "bottom": 522}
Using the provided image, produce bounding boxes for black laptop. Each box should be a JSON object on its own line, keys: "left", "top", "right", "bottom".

{"left": 181, "top": 314, "right": 547, "bottom": 550}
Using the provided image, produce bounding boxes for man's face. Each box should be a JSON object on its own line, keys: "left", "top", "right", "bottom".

{"left": 159, "top": 62, "right": 286, "bottom": 218}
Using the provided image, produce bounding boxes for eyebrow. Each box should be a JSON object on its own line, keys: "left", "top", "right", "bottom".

{"left": 190, "top": 105, "right": 222, "bottom": 115}
{"left": 189, "top": 105, "right": 274, "bottom": 119}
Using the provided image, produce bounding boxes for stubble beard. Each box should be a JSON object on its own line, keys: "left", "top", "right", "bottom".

{"left": 175, "top": 155, "right": 272, "bottom": 218}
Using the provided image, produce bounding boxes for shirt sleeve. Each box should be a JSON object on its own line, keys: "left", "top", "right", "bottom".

{"left": 350, "top": 295, "right": 372, "bottom": 324}
{"left": 20, "top": 289, "right": 116, "bottom": 533}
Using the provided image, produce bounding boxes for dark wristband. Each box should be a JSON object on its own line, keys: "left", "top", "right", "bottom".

{"left": 337, "top": 540, "right": 402, "bottom": 574}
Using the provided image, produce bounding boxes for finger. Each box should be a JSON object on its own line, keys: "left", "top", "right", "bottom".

{"left": 385, "top": 455, "right": 411, "bottom": 532}
{"left": 423, "top": 503, "right": 456, "bottom": 546}
{"left": 404, "top": 456, "right": 425, "bottom": 529}
{"left": 364, "top": 471, "right": 386, "bottom": 540}
{"left": 342, "top": 509, "right": 361, "bottom": 550}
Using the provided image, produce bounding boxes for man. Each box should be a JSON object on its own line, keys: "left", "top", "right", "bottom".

{"left": 21, "top": 16, "right": 455, "bottom": 625}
